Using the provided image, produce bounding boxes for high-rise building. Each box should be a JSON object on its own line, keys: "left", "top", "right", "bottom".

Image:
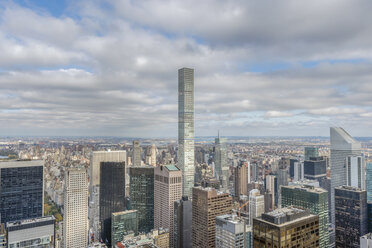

{"left": 63, "top": 168, "right": 89, "bottom": 248}
{"left": 264, "top": 191, "right": 273, "bottom": 212}
{"left": 6, "top": 216, "right": 55, "bottom": 248}
{"left": 277, "top": 159, "right": 288, "bottom": 207}
{"left": 214, "top": 135, "right": 229, "bottom": 192}
{"left": 192, "top": 187, "right": 232, "bottom": 247}
{"left": 304, "top": 156, "right": 327, "bottom": 181}
{"left": 368, "top": 202, "right": 372, "bottom": 233}
{"left": 132, "top": 141, "right": 142, "bottom": 167}
{"left": 335, "top": 186, "right": 368, "bottom": 248}
{"left": 253, "top": 206, "right": 320, "bottom": 247}
{"left": 248, "top": 189, "right": 264, "bottom": 225}
{"left": 305, "top": 147, "right": 319, "bottom": 161}
{"left": 150, "top": 144, "right": 157, "bottom": 166}
{"left": 361, "top": 233, "right": 372, "bottom": 248}
{"left": 111, "top": 210, "right": 138, "bottom": 246}
{"left": 99, "top": 161, "right": 126, "bottom": 246}
{"left": 89, "top": 150, "right": 127, "bottom": 241}
{"left": 330, "top": 127, "right": 361, "bottom": 225}
{"left": 178, "top": 67, "right": 195, "bottom": 197}
{"left": 216, "top": 214, "right": 251, "bottom": 248}
{"left": 174, "top": 196, "right": 192, "bottom": 248}
{"left": 367, "top": 163, "right": 372, "bottom": 202}
{"left": 130, "top": 166, "right": 154, "bottom": 233}
{"left": 234, "top": 162, "right": 250, "bottom": 197}
{"left": 281, "top": 185, "right": 329, "bottom": 247}
{"left": 293, "top": 161, "right": 304, "bottom": 182}
{"left": 265, "top": 174, "right": 277, "bottom": 208}
{"left": 154, "top": 165, "right": 182, "bottom": 247}
{"left": 346, "top": 155, "right": 366, "bottom": 190}
{"left": 289, "top": 158, "right": 299, "bottom": 178}
{"left": 0, "top": 160, "right": 44, "bottom": 224}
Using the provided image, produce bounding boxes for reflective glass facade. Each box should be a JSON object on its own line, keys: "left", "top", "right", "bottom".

{"left": 0, "top": 161, "right": 43, "bottom": 224}
{"left": 111, "top": 210, "right": 138, "bottom": 246}
{"left": 99, "top": 162, "right": 126, "bottom": 246}
{"left": 129, "top": 166, "right": 154, "bottom": 233}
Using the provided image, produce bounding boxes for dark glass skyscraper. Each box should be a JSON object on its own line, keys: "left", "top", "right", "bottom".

{"left": 335, "top": 186, "right": 367, "bottom": 248}
{"left": 0, "top": 160, "right": 44, "bottom": 224}
{"left": 129, "top": 166, "right": 154, "bottom": 233}
{"left": 304, "top": 156, "right": 327, "bottom": 180}
{"left": 99, "top": 161, "right": 126, "bottom": 246}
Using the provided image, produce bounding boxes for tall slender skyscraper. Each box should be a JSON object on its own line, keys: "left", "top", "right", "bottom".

{"left": 215, "top": 134, "right": 229, "bottom": 192}
{"left": 63, "top": 168, "right": 88, "bottom": 248}
{"left": 330, "top": 127, "right": 361, "bottom": 225}
{"left": 178, "top": 67, "right": 195, "bottom": 197}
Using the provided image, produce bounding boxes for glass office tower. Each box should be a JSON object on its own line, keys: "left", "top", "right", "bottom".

{"left": 0, "top": 160, "right": 44, "bottom": 224}
{"left": 99, "top": 161, "right": 126, "bottom": 246}
{"left": 130, "top": 166, "right": 154, "bottom": 233}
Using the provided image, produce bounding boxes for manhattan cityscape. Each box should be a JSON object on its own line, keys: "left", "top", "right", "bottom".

{"left": 1, "top": 1, "right": 372, "bottom": 248}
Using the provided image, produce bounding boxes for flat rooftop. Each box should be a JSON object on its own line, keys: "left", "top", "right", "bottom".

{"left": 0, "top": 160, "right": 43, "bottom": 169}
{"left": 6, "top": 216, "right": 55, "bottom": 228}
{"left": 336, "top": 185, "right": 365, "bottom": 192}
{"left": 283, "top": 184, "right": 327, "bottom": 194}
{"left": 260, "top": 206, "right": 314, "bottom": 225}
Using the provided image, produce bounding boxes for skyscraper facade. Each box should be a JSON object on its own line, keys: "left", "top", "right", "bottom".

{"left": 132, "top": 141, "right": 142, "bottom": 167}
{"left": 367, "top": 163, "right": 372, "bottom": 202}
{"left": 130, "top": 166, "right": 154, "bottom": 233}
{"left": 63, "top": 168, "right": 89, "bottom": 248}
{"left": 89, "top": 150, "right": 127, "bottom": 241}
{"left": 253, "top": 207, "right": 320, "bottom": 247}
{"left": 174, "top": 196, "right": 192, "bottom": 248}
{"left": 178, "top": 67, "right": 195, "bottom": 197}
{"left": 0, "top": 160, "right": 44, "bottom": 224}
{"left": 248, "top": 189, "right": 264, "bottom": 225}
{"left": 111, "top": 210, "right": 138, "bottom": 246}
{"left": 304, "top": 156, "right": 327, "bottom": 181}
{"left": 330, "top": 127, "right": 361, "bottom": 225}
{"left": 305, "top": 147, "right": 319, "bottom": 161}
{"left": 215, "top": 214, "right": 251, "bottom": 248}
{"left": 154, "top": 165, "right": 182, "bottom": 247}
{"left": 335, "top": 186, "right": 367, "bottom": 248}
{"left": 265, "top": 174, "right": 277, "bottom": 208}
{"left": 215, "top": 136, "right": 229, "bottom": 192}
{"left": 6, "top": 216, "right": 55, "bottom": 248}
{"left": 281, "top": 185, "right": 329, "bottom": 247}
{"left": 99, "top": 161, "right": 126, "bottom": 246}
{"left": 346, "top": 155, "right": 366, "bottom": 190}
{"left": 234, "top": 162, "right": 250, "bottom": 197}
{"left": 192, "top": 187, "right": 232, "bottom": 248}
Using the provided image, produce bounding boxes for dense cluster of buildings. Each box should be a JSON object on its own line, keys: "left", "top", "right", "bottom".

{"left": 0, "top": 68, "right": 372, "bottom": 248}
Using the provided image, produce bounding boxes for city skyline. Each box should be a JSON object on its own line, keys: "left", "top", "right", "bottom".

{"left": 1, "top": 1, "right": 372, "bottom": 137}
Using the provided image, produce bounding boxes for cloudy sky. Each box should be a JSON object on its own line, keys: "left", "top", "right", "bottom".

{"left": 1, "top": 0, "right": 372, "bottom": 137}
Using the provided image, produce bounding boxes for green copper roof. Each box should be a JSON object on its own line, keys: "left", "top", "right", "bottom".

{"left": 165, "top": 164, "right": 180, "bottom": 171}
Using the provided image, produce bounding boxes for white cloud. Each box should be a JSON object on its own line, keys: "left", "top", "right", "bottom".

{"left": 1, "top": 1, "right": 372, "bottom": 136}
